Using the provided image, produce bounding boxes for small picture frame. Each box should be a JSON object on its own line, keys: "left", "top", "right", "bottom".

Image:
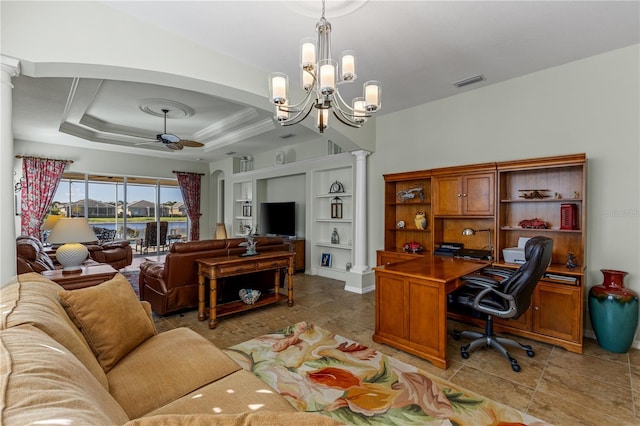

{"left": 321, "top": 253, "right": 332, "bottom": 267}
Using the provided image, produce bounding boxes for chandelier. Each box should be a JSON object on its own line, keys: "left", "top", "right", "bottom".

{"left": 268, "top": 0, "right": 381, "bottom": 133}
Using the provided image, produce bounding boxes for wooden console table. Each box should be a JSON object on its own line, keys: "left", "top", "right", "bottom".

{"left": 42, "top": 264, "right": 118, "bottom": 290}
{"left": 197, "top": 251, "right": 295, "bottom": 329}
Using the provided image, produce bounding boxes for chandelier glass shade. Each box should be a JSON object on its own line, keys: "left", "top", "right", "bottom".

{"left": 268, "top": 1, "right": 381, "bottom": 133}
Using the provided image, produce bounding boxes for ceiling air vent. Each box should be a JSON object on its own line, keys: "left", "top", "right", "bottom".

{"left": 280, "top": 133, "right": 295, "bottom": 139}
{"left": 225, "top": 151, "right": 237, "bottom": 156}
{"left": 452, "top": 74, "right": 486, "bottom": 88}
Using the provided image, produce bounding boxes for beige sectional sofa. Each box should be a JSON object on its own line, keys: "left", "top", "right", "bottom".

{"left": 0, "top": 272, "right": 341, "bottom": 425}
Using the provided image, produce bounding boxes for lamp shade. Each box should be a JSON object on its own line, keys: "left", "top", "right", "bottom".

{"left": 47, "top": 218, "right": 97, "bottom": 244}
{"left": 214, "top": 223, "right": 228, "bottom": 240}
{"left": 41, "top": 215, "right": 62, "bottom": 231}
{"left": 47, "top": 218, "right": 97, "bottom": 272}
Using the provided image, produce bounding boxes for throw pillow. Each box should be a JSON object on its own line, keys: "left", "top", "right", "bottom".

{"left": 58, "top": 273, "right": 157, "bottom": 372}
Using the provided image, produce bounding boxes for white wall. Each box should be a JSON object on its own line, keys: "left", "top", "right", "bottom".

{"left": 370, "top": 45, "right": 640, "bottom": 326}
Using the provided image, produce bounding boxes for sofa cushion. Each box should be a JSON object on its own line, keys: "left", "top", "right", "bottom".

{"left": 58, "top": 273, "right": 157, "bottom": 373}
{"left": 0, "top": 273, "right": 109, "bottom": 390}
{"left": 125, "top": 412, "right": 344, "bottom": 425}
{"left": 107, "top": 327, "right": 242, "bottom": 419}
{"left": 145, "top": 369, "right": 297, "bottom": 417}
{"left": 0, "top": 324, "right": 130, "bottom": 425}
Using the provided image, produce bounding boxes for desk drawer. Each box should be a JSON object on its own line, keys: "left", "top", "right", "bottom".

{"left": 257, "top": 258, "right": 289, "bottom": 269}
{"left": 218, "top": 263, "right": 257, "bottom": 275}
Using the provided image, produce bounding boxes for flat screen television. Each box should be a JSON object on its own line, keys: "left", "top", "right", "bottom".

{"left": 260, "top": 201, "right": 295, "bottom": 238}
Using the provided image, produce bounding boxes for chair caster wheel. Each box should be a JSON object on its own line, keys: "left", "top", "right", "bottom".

{"left": 461, "top": 350, "right": 469, "bottom": 359}
{"left": 510, "top": 359, "right": 521, "bottom": 372}
{"left": 526, "top": 350, "right": 535, "bottom": 357}
{"left": 452, "top": 330, "right": 461, "bottom": 341}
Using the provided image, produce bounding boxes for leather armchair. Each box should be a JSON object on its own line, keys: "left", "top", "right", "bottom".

{"left": 16, "top": 236, "right": 57, "bottom": 274}
{"left": 86, "top": 240, "right": 133, "bottom": 270}
{"left": 140, "top": 237, "right": 291, "bottom": 315}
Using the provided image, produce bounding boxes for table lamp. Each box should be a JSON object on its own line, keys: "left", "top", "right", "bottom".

{"left": 214, "top": 223, "right": 228, "bottom": 240}
{"left": 461, "top": 227, "right": 493, "bottom": 260}
{"left": 47, "top": 218, "right": 97, "bottom": 272}
{"left": 41, "top": 214, "right": 62, "bottom": 244}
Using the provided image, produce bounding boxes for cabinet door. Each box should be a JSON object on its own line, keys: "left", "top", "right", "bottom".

{"left": 376, "top": 275, "right": 408, "bottom": 340}
{"left": 463, "top": 173, "right": 495, "bottom": 216}
{"left": 433, "top": 176, "right": 463, "bottom": 215}
{"left": 533, "top": 281, "right": 581, "bottom": 342}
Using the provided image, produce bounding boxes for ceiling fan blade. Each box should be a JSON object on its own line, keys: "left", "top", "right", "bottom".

{"left": 166, "top": 142, "right": 183, "bottom": 151}
{"left": 179, "top": 139, "right": 204, "bottom": 147}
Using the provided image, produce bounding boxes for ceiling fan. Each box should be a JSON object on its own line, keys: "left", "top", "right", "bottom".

{"left": 155, "top": 108, "right": 204, "bottom": 150}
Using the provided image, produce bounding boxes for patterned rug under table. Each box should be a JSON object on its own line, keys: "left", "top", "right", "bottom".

{"left": 224, "top": 322, "right": 551, "bottom": 425}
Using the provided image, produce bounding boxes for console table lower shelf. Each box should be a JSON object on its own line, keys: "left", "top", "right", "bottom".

{"left": 196, "top": 251, "right": 295, "bottom": 329}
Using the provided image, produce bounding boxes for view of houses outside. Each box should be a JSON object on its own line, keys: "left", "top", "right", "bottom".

{"left": 49, "top": 174, "right": 188, "bottom": 251}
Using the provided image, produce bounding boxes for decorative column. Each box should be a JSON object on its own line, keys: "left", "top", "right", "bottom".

{"left": 350, "top": 150, "right": 370, "bottom": 273}
{"left": 1, "top": 55, "right": 20, "bottom": 282}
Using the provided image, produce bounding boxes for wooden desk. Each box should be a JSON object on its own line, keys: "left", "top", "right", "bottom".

{"left": 373, "top": 256, "right": 488, "bottom": 369}
{"left": 42, "top": 264, "right": 118, "bottom": 290}
{"left": 197, "top": 251, "right": 295, "bottom": 329}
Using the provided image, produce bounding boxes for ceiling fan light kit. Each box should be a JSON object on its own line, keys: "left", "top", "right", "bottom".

{"left": 268, "top": 0, "right": 381, "bottom": 133}
{"left": 155, "top": 108, "right": 204, "bottom": 150}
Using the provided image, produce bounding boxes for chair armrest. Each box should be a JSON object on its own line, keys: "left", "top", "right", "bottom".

{"left": 102, "top": 240, "right": 131, "bottom": 249}
{"left": 471, "top": 286, "right": 517, "bottom": 319}
{"left": 140, "top": 261, "right": 165, "bottom": 279}
{"left": 84, "top": 244, "right": 103, "bottom": 253}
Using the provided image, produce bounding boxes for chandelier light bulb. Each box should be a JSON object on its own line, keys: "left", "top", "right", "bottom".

{"left": 364, "top": 80, "right": 382, "bottom": 111}
{"left": 319, "top": 59, "right": 336, "bottom": 95}
{"left": 317, "top": 108, "right": 328, "bottom": 132}
{"left": 341, "top": 51, "right": 356, "bottom": 81}
{"left": 269, "top": 73, "right": 288, "bottom": 105}
{"left": 300, "top": 38, "right": 317, "bottom": 70}
{"left": 352, "top": 97, "right": 367, "bottom": 123}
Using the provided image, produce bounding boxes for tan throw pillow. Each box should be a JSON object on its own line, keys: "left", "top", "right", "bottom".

{"left": 58, "top": 273, "right": 157, "bottom": 372}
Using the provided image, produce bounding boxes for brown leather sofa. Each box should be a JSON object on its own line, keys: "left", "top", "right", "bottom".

{"left": 140, "top": 237, "right": 291, "bottom": 315}
{"left": 16, "top": 236, "right": 132, "bottom": 274}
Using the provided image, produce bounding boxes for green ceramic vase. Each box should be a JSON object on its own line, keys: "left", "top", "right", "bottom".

{"left": 588, "top": 269, "right": 638, "bottom": 353}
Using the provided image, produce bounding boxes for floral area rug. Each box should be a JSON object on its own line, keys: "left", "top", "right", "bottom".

{"left": 224, "top": 322, "right": 551, "bottom": 426}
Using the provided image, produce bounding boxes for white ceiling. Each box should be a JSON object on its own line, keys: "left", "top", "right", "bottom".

{"left": 11, "top": 1, "right": 640, "bottom": 163}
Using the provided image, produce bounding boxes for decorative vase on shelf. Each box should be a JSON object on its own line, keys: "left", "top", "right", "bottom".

{"left": 414, "top": 211, "right": 426, "bottom": 230}
{"left": 331, "top": 228, "right": 340, "bottom": 244}
{"left": 588, "top": 269, "right": 638, "bottom": 353}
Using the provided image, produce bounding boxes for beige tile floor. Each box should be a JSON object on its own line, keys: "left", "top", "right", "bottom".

{"left": 150, "top": 272, "right": 640, "bottom": 426}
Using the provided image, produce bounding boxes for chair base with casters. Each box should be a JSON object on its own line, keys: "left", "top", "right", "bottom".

{"left": 452, "top": 315, "right": 534, "bottom": 372}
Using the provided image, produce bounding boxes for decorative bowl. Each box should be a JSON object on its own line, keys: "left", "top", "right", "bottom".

{"left": 239, "top": 288, "right": 261, "bottom": 305}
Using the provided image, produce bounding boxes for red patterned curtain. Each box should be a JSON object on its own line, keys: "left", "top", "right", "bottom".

{"left": 20, "top": 157, "right": 69, "bottom": 238}
{"left": 175, "top": 171, "right": 204, "bottom": 241}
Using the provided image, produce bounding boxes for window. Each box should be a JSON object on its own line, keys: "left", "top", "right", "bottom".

{"left": 51, "top": 173, "right": 187, "bottom": 253}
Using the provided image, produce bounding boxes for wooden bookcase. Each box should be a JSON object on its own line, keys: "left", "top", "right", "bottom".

{"left": 377, "top": 153, "right": 587, "bottom": 354}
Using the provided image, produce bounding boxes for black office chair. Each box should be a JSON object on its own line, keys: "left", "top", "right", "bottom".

{"left": 452, "top": 236, "right": 553, "bottom": 372}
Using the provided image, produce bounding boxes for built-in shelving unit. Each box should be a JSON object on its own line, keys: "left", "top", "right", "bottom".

{"left": 233, "top": 181, "right": 253, "bottom": 236}
{"left": 311, "top": 166, "right": 354, "bottom": 279}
